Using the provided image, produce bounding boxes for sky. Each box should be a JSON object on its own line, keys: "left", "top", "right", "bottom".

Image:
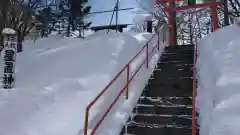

{"left": 39, "top": 0, "right": 155, "bottom": 26}
{"left": 88, "top": 0, "right": 139, "bottom": 25}
{"left": 88, "top": 0, "right": 156, "bottom": 26}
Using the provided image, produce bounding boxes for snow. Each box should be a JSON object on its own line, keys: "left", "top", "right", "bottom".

{"left": 196, "top": 24, "right": 240, "bottom": 135}
{"left": 0, "top": 26, "right": 167, "bottom": 135}
{"left": 2, "top": 28, "right": 16, "bottom": 35}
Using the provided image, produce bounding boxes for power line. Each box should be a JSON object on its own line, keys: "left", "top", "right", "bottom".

{"left": 89, "top": 7, "right": 135, "bottom": 14}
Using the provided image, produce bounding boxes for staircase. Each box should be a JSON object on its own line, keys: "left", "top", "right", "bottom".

{"left": 120, "top": 45, "right": 197, "bottom": 135}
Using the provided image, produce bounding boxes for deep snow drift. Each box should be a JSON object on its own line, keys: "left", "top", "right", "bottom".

{"left": 196, "top": 24, "right": 240, "bottom": 135}
{"left": 0, "top": 28, "right": 167, "bottom": 135}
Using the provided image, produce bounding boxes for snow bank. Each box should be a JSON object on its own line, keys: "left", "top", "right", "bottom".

{"left": 196, "top": 24, "right": 240, "bottom": 135}
{"left": 88, "top": 28, "right": 167, "bottom": 135}
{"left": 0, "top": 28, "right": 166, "bottom": 135}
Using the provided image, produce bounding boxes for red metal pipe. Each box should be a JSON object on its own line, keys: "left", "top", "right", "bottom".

{"left": 84, "top": 34, "right": 152, "bottom": 135}
{"left": 192, "top": 44, "right": 197, "bottom": 135}
{"left": 170, "top": 1, "right": 176, "bottom": 47}
{"left": 84, "top": 29, "right": 167, "bottom": 135}
{"left": 149, "top": 43, "right": 159, "bottom": 60}
{"left": 163, "top": 27, "right": 165, "bottom": 43}
{"left": 84, "top": 66, "right": 126, "bottom": 135}
{"left": 156, "top": 0, "right": 184, "bottom": 4}
{"left": 129, "top": 45, "right": 146, "bottom": 64}
{"left": 162, "top": 2, "right": 224, "bottom": 12}
{"left": 211, "top": 0, "right": 219, "bottom": 31}
{"left": 87, "top": 67, "right": 126, "bottom": 109}
{"left": 90, "top": 40, "right": 159, "bottom": 135}
{"left": 90, "top": 84, "right": 127, "bottom": 135}
{"left": 157, "top": 33, "right": 160, "bottom": 50}
{"left": 126, "top": 65, "right": 130, "bottom": 99}
{"left": 146, "top": 44, "right": 149, "bottom": 68}
{"left": 168, "top": 11, "right": 173, "bottom": 46}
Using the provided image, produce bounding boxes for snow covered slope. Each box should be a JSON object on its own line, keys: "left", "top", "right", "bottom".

{"left": 196, "top": 24, "right": 240, "bottom": 135}
{"left": 0, "top": 29, "right": 166, "bottom": 135}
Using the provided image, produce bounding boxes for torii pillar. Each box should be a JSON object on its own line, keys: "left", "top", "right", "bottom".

{"left": 156, "top": 0, "right": 221, "bottom": 46}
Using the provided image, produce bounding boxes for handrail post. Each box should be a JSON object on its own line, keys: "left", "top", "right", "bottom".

{"left": 84, "top": 108, "right": 89, "bottom": 135}
{"left": 146, "top": 44, "right": 149, "bottom": 69}
{"left": 163, "top": 26, "right": 165, "bottom": 43}
{"left": 157, "top": 32, "right": 160, "bottom": 51}
{"left": 126, "top": 64, "right": 130, "bottom": 99}
{"left": 192, "top": 44, "right": 197, "bottom": 135}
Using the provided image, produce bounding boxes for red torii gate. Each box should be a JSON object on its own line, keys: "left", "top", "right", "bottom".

{"left": 156, "top": 0, "right": 223, "bottom": 46}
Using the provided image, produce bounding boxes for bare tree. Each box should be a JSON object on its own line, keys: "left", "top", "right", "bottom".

{"left": 0, "top": 0, "right": 40, "bottom": 52}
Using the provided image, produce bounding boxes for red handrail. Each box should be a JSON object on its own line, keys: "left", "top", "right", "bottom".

{"left": 84, "top": 26, "right": 167, "bottom": 135}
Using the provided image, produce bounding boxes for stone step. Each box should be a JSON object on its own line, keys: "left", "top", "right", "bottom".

{"left": 158, "top": 59, "right": 193, "bottom": 63}
{"left": 165, "top": 45, "right": 194, "bottom": 50}
{"left": 163, "top": 51, "right": 194, "bottom": 56}
{"left": 160, "top": 54, "right": 194, "bottom": 62}
{"left": 133, "top": 105, "right": 192, "bottom": 115}
{"left": 138, "top": 96, "right": 193, "bottom": 106}
{"left": 156, "top": 63, "right": 193, "bottom": 73}
{"left": 155, "top": 65, "right": 193, "bottom": 72}
{"left": 120, "top": 45, "right": 196, "bottom": 135}
{"left": 164, "top": 49, "right": 193, "bottom": 54}
{"left": 146, "top": 79, "right": 193, "bottom": 93}
{"left": 142, "top": 87, "right": 192, "bottom": 97}
{"left": 123, "top": 124, "right": 192, "bottom": 135}
{"left": 132, "top": 115, "right": 192, "bottom": 126}
{"left": 157, "top": 62, "right": 193, "bottom": 68}
{"left": 152, "top": 69, "right": 193, "bottom": 78}
{"left": 148, "top": 77, "right": 193, "bottom": 86}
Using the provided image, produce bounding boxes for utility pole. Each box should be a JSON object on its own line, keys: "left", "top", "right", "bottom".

{"left": 46, "top": 0, "right": 48, "bottom": 7}
{"left": 168, "top": 1, "right": 177, "bottom": 46}
{"left": 116, "top": 0, "right": 119, "bottom": 33}
{"left": 188, "top": 0, "right": 195, "bottom": 45}
{"left": 171, "top": 1, "right": 177, "bottom": 46}
{"left": 222, "top": 0, "right": 230, "bottom": 26}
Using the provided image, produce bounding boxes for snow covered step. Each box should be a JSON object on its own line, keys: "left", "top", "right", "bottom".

{"left": 148, "top": 77, "right": 193, "bottom": 86}
{"left": 158, "top": 58, "right": 193, "bottom": 63}
{"left": 157, "top": 62, "right": 193, "bottom": 67}
{"left": 156, "top": 62, "right": 193, "bottom": 71}
{"left": 164, "top": 46, "right": 194, "bottom": 52}
{"left": 144, "top": 81, "right": 193, "bottom": 97}
{"left": 160, "top": 47, "right": 193, "bottom": 63}
{"left": 153, "top": 69, "right": 193, "bottom": 79}
{"left": 160, "top": 53, "right": 193, "bottom": 62}
{"left": 154, "top": 66, "right": 193, "bottom": 75}
{"left": 132, "top": 115, "right": 192, "bottom": 126}
{"left": 164, "top": 48, "right": 194, "bottom": 54}
{"left": 133, "top": 104, "right": 192, "bottom": 115}
{"left": 166, "top": 44, "right": 194, "bottom": 47}
{"left": 122, "top": 124, "right": 192, "bottom": 135}
{"left": 155, "top": 64, "right": 193, "bottom": 72}
{"left": 138, "top": 96, "right": 193, "bottom": 106}
{"left": 159, "top": 59, "right": 193, "bottom": 63}
{"left": 157, "top": 60, "right": 192, "bottom": 64}
{"left": 149, "top": 76, "right": 193, "bottom": 81}
{"left": 162, "top": 50, "right": 193, "bottom": 55}
{"left": 136, "top": 104, "right": 192, "bottom": 108}
{"left": 142, "top": 85, "right": 192, "bottom": 97}
{"left": 163, "top": 51, "right": 194, "bottom": 55}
